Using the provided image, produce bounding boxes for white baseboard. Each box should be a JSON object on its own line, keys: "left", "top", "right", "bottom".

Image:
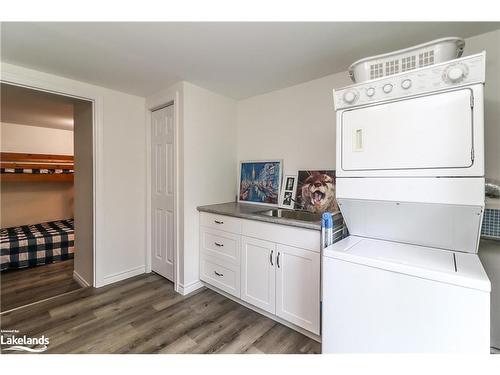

{"left": 202, "top": 282, "right": 321, "bottom": 343}
{"left": 73, "top": 270, "right": 90, "bottom": 287}
{"left": 176, "top": 279, "right": 204, "bottom": 295}
{"left": 100, "top": 265, "right": 145, "bottom": 287}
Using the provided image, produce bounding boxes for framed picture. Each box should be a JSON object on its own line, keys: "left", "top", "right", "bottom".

{"left": 295, "top": 170, "right": 338, "bottom": 213}
{"left": 238, "top": 160, "right": 283, "bottom": 206}
{"left": 279, "top": 174, "right": 297, "bottom": 209}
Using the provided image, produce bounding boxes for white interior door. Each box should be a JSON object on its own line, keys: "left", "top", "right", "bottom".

{"left": 151, "top": 105, "right": 175, "bottom": 281}
{"left": 241, "top": 236, "right": 276, "bottom": 314}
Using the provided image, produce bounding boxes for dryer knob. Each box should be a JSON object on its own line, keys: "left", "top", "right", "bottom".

{"left": 445, "top": 64, "right": 467, "bottom": 83}
{"left": 366, "top": 87, "right": 375, "bottom": 97}
{"left": 343, "top": 90, "right": 358, "bottom": 104}
{"left": 382, "top": 83, "right": 393, "bottom": 93}
{"left": 401, "top": 79, "right": 412, "bottom": 90}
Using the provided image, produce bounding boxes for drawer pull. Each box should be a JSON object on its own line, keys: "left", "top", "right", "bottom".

{"left": 214, "top": 220, "right": 224, "bottom": 224}
{"left": 214, "top": 271, "right": 224, "bottom": 277}
{"left": 214, "top": 242, "right": 224, "bottom": 247}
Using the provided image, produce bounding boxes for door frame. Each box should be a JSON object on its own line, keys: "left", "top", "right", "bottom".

{"left": 1, "top": 66, "right": 102, "bottom": 287}
{"left": 145, "top": 87, "right": 181, "bottom": 293}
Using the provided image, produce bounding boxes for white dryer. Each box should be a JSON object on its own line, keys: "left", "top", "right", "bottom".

{"left": 322, "top": 52, "right": 491, "bottom": 353}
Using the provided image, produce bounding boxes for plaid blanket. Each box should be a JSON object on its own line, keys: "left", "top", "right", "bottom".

{"left": 1, "top": 219, "right": 74, "bottom": 271}
{"left": 1, "top": 168, "right": 74, "bottom": 174}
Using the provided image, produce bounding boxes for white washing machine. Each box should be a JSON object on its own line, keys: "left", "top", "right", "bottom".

{"left": 322, "top": 52, "right": 491, "bottom": 353}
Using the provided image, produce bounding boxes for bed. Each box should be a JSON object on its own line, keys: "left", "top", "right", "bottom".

{"left": 1, "top": 219, "right": 74, "bottom": 271}
{"left": 1, "top": 152, "right": 74, "bottom": 182}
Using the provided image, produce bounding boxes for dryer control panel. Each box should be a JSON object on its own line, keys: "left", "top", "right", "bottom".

{"left": 334, "top": 52, "right": 485, "bottom": 110}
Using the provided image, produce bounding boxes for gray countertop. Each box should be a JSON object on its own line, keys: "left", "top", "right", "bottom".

{"left": 197, "top": 201, "right": 343, "bottom": 231}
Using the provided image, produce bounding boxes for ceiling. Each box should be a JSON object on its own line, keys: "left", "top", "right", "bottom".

{"left": 1, "top": 22, "right": 499, "bottom": 99}
{"left": 1, "top": 83, "right": 78, "bottom": 130}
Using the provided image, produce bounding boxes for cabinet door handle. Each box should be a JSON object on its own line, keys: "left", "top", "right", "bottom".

{"left": 269, "top": 250, "right": 273, "bottom": 266}
{"left": 214, "top": 242, "right": 224, "bottom": 247}
{"left": 214, "top": 271, "right": 224, "bottom": 277}
{"left": 214, "top": 220, "right": 224, "bottom": 224}
{"left": 277, "top": 252, "right": 280, "bottom": 268}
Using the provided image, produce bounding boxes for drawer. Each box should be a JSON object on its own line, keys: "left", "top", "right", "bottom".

{"left": 200, "top": 255, "right": 240, "bottom": 298}
{"left": 241, "top": 219, "right": 320, "bottom": 252}
{"left": 200, "top": 212, "right": 242, "bottom": 234}
{"left": 200, "top": 227, "right": 240, "bottom": 265}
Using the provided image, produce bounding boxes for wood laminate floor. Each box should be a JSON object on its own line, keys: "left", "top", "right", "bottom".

{"left": 1, "top": 259, "right": 82, "bottom": 312}
{"left": 0, "top": 273, "right": 321, "bottom": 354}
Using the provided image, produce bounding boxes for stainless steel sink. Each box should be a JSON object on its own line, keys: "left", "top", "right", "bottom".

{"left": 257, "top": 208, "right": 322, "bottom": 222}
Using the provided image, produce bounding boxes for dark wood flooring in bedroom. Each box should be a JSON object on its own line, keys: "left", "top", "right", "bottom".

{"left": 1, "top": 259, "right": 82, "bottom": 312}
{"left": 0, "top": 273, "right": 321, "bottom": 354}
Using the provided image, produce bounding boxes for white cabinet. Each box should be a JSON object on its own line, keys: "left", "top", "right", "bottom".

{"left": 200, "top": 227, "right": 241, "bottom": 265}
{"left": 199, "top": 218, "right": 242, "bottom": 298}
{"left": 200, "top": 212, "right": 242, "bottom": 234}
{"left": 199, "top": 212, "right": 321, "bottom": 336}
{"left": 276, "top": 244, "right": 320, "bottom": 335}
{"left": 241, "top": 236, "right": 276, "bottom": 314}
{"left": 200, "top": 255, "right": 240, "bottom": 298}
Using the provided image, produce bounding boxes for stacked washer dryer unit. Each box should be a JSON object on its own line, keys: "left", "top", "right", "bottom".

{"left": 322, "top": 52, "right": 491, "bottom": 353}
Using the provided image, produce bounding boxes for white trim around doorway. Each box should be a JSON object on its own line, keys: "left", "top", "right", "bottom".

{"left": 1, "top": 65, "right": 103, "bottom": 288}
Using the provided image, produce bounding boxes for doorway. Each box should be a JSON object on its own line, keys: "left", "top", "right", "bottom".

{"left": 150, "top": 104, "right": 175, "bottom": 281}
{"left": 0, "top": 83, "right": 94, "bottom": 312}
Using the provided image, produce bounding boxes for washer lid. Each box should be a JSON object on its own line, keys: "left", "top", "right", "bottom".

{"left": 323, "top": 236, "right": 490, "bottom": 292}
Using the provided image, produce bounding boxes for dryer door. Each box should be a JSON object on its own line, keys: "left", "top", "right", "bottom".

{"left": 340, "top": 88, "right": 478, "bottom": 176}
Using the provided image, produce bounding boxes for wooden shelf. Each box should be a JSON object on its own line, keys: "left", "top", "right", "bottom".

{"left": 1, "top": 152, "right": 74, "bottom": 183}
{"left": 1, "top": 173, "right": 73, "bottom": 183}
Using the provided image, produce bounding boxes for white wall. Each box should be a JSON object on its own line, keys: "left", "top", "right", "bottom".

{"left": 182, "top": 82, "right": 238, "bottom": 290}
{"left": 1, "top": 182, "right": 74, "bottom": 228}
{"left": 1, "top": 122, "right": 74, "bottom": 155}
{"left": 1, "top": 62, "right": 147, "bottom": 287}
{"left": 237, "top": 72, "right": 351, "bottom": 176}
{"left": 98, "top": 86, "right": 147, "bottom": 286}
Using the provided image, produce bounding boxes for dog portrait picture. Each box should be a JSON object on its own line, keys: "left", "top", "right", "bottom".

{"left": 239, "top": 160, "right": 282, "bottom": 205}
{"left": 295, "top": 170, "right": 338, "bottom": 213}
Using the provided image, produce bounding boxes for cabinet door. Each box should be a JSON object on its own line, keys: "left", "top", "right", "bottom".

{"left": 241, "top": 236, "right": 276, "bottom": 314}
{"left": 276, "top": 244, "right": 320, "bottom": 334}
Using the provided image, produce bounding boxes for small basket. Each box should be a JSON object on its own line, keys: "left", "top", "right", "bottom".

{"left": 348, "top": 37, "right": 465, "bottom": 83}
